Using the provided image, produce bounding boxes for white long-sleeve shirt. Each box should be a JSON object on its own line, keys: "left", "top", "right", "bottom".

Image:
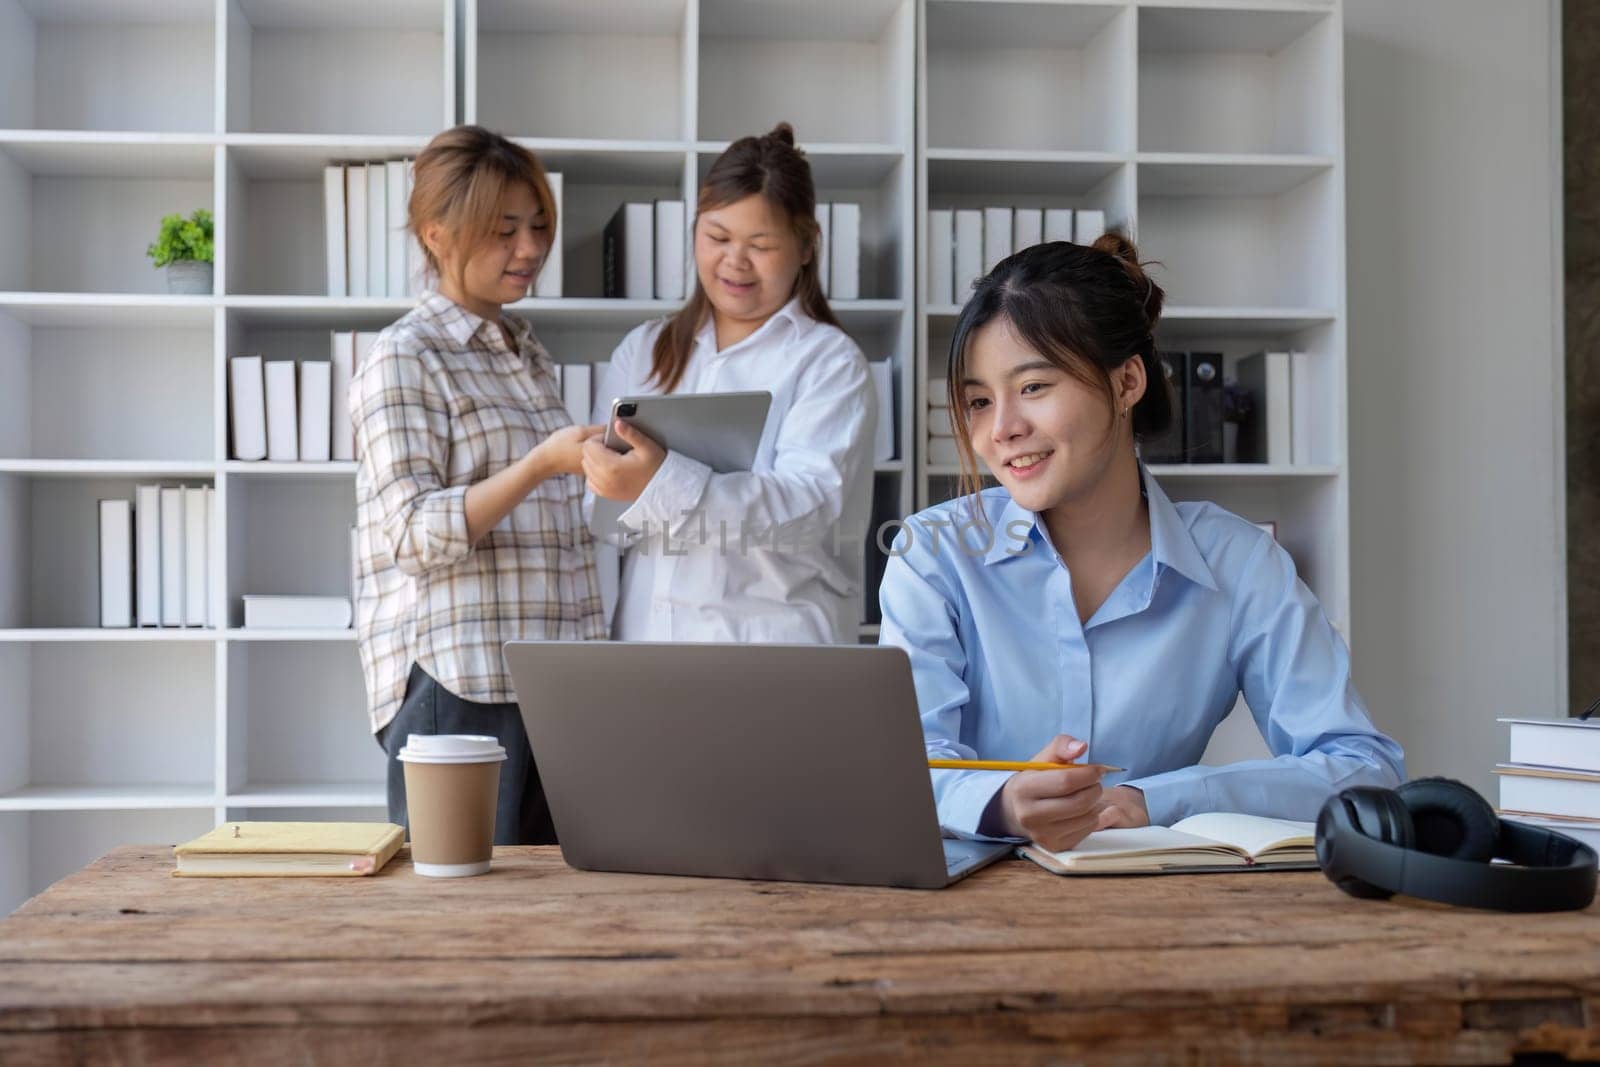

{"left": 592, "top": 298, "right": 876, "bottom": 643}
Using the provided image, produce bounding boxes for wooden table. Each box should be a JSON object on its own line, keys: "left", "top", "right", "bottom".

{"left": 2, "top": 846, "right": 1598, "bottom": 1065}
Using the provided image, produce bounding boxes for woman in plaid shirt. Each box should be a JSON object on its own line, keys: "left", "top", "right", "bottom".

{"left": 350, "top": 126, "right": 607, "bottom": 845}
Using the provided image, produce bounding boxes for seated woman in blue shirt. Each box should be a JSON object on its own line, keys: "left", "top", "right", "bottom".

{"left": 880, "top": 234, "right": 1404, "bottom": 852}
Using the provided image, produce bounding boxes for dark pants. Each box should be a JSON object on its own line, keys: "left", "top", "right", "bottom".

{"left": 377, "top": 663, "right": 558, "bottom": 846}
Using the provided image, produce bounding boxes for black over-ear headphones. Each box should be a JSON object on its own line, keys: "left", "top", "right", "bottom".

{"left": 1315, "top": 776, "right": 1598, "bottom": 912}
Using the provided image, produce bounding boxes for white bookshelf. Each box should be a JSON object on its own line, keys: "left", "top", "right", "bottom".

{"left": 0, "top": 0, "right": 1345, "bottom": 914}
{"left": 0, "top": 0, "right": 916, "bottom": 914}
{"left": 916, "top": 0, "right": 1348, "bottom": 767}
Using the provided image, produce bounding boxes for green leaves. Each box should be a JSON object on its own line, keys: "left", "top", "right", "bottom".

{"left": 146, "top": 209, "right": 214, "bottom": 267}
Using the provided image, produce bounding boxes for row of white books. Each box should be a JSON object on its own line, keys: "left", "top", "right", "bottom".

{"left": 229, "top": 332, "right": 373, "bottom": 462}
{"left": 324, "top": 160, "right": 427, "bottom": 299}
{"left": 928, "top": 207, "right": 1106, "bottom": 307}
{"left": 1495, "top": 717, "right": 1600, "bottom": 850}
{"left": 924, "top": 378, "right": 960, "bottom": 467}
{"left": 98, "top": 486, "right": 215, "bottom": 628}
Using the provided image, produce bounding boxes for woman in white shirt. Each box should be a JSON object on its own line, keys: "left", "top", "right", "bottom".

{"left": 582, "top": 123, "right": 876, "bottom": 643}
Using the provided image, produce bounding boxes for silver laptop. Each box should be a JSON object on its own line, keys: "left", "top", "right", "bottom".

{"left": 503, "top": 642, "right": 1013, "bottom": 889}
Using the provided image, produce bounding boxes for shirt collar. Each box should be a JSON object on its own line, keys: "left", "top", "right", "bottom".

{"left": 693, "top": 296, "right": 813, "bottom": 353}
{"left": 421, "top": 290, "right": 530, "bottom": 353}
{"left": 982, "top": 466, "right": 1218, "bottom": 592}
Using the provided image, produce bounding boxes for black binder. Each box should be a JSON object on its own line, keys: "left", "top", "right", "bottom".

{"left": 1184, "top": 351, "right": 1224, "bottom": 463}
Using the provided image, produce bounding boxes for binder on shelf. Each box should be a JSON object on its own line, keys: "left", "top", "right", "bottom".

{"left": 1184, "top": 352, "right": 1225, "bottom": 464}
{"left": 1074, "top": 209, "right": 1106, "bottom": 245}
{"left": 264, "top": 361, "right": 299, "bottom": 462}
{"left": 205, "top": 486, "right": 216, "bottom": 629}
{"left": 323, "top": 165, "right": 346, "bottom": 298}
{"left": 870, "top": 360, "right": 896, "bottom": 462}
{"left": 366, "top": 162, "right": 386, "bottom": 298}
{"left": 1013, "top": 208, "right": 1043, "bottom": 252}
{"left": 1044, "top": 208, "right": 1073, "bottom": 244}
{"left": 330, "top": 332, "right": 355, "bottom": 461}
{"left": 1235, "top": 351, "right": 1292, "bottom": 465}
{"left": 561, "top": 363, "right": 592, "bottom": 428}
{"left": 535, "top": 171, "right": 563, "bottom": 299}
{"left": 183, "top": 485, "right": 207, "bottom": 628}
{"left": 816, "top": 202, "right": 831, "bottom": 298}
{"left": 242, "top": 595, "right": 353, "bottom": 630}
{"left": 135, "top": 484, "right": 161, "bottom": 627}
{"left": 98, "top": 499, "right": 132, "bottom": 629}
{"left": 1141, "top": 351, "right": 1187, "bottom": 464}
{"left": 229, "top": 355, "right": 267, "bottom": 462}
{"left": 928, "top": 209, "right": 954, "bottom": 307}
{"left": 405, "top": 159, "right": 427, "bottom": 297}
{"left": 385, "top": 161, "right": 407, "bottom": 299}
{"left": 346, "top": 165, "right": 368, "bottom": 299}
{"left": 159, "top": 487, "right": 184, "bottom": 627}
{"left": 1290, "top": 350, "right": 1318, "bottom": 466}
{"left": 603, "top": 202, "right": 653, "bottom": 300}
{"left": 954, "top": 209, "right": 982, "bottom": 304}
{"left": 654, "top": 198, "right": 686, "bottom": 301}
{"left": 830, "top": 203, "right": 861, "bottom": 301}
{"left": 983, "top": 206, "right": 1013, "bottom": 273}
{"left": 299, "top": 361, "right": 332, "bottom": 462}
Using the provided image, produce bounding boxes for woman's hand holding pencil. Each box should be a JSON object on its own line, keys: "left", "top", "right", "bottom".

{"left": 945, "top": 734, "right": 1148, "bottom": 852}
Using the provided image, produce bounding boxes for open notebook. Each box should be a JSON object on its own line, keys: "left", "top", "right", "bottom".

{"left": 1020, "top": 813, "right": 1319, "bottom": 875}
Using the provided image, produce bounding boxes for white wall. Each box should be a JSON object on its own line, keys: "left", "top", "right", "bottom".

{"left": 1344, "top": 0, "right": 1565, "bottom": 798}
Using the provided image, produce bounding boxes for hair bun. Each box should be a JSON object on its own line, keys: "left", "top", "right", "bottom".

{"left": 765, "top": 122, "right": 797, "bottom": 148}
{"left": 1091, "top": 231, "right": 1164, "bottom": 331}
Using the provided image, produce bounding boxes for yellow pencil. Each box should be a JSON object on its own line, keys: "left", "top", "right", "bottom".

{"left": 927, "top": 759, "right": 1124, "bottom": 773}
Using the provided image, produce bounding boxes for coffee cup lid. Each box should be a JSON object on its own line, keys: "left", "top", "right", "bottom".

{"left": 396, "top": 734, "right": 508, "bottom": 764}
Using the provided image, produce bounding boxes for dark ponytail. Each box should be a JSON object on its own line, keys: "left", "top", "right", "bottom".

{"left": 947, "top": 233, "right": 1171, "bottom": 501}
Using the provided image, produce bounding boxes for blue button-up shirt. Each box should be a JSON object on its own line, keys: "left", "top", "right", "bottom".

{"left": 878, "top": 470, "right": 1405, "bottom": 837}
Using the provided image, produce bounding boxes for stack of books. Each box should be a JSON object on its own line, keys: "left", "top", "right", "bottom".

{"left": 602, "top": 200, "right": 688, "bottom": 300}
{"left": 927, "top": 206, "right": 1105, "bottom": 307}
{"left": 98, "top": 486, "right": 215, "bottom": 629}
{"left": 228, "top": 332, "right": 374, "bottom": 463}
{"left": 1495, "top": 717, "right": 1600, "bottom": 850}
{"left": 815, "top": 202, "right": 862, "bottom": 301}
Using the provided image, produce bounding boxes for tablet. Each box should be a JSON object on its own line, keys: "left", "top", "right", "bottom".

{"left": 590, "top": 390, "right": 772, "bottom": 534}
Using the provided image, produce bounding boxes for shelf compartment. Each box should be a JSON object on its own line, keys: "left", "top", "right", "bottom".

{"left": 1137, "top": 4, "right": 1338, "bottom": 155}
{"left": 0, "top": 0, "right": 216, "bottom": 133}
{"left": 0, "top": 141, "right": 215, "bottom": 294}
{"left": 0, "top": 474, "right": 215, "bottom": 629}
{"left": 926, "top": 2, "right": 1133, "bottom": 153}
{"left": 1136, "top": 168, "right": 1339, "bottom": 309}
{"left": 224, "top": 642, "right": 385, "bottom": 800}
{"left": 0, "top": 309, "right": 213, "bottom": 462}
{"left": 224, "top": 0, "right": 450, "bottom": 136}
{"left": 1136, "top": 153, "right": 1334, "bottom": 197}
{"left": 223, "top": 474, "right": 356, "bottom": 629}
{"left": 472, "top": 0, "right": 689, "bottom": 142}
{"left": 698, "top": 0, "right": 912, "bottom": 148}
{"left": 0, "top": 642, "right": 216, "bottom": 803}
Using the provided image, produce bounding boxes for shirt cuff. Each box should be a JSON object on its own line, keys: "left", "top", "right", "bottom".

{"left": 934, "top": 768, "right": 1020, "bottom": 840}
{"left": 617, "top": 449, "right": 712, "bottom": 532}
{"left": 1121, "top": 767, "right": 1205, "bottom": 827}
{"left": 423, "top": 483, "right": 473, "bottom": 565}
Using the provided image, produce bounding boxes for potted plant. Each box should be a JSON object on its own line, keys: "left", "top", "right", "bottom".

{"left": 146, "top": 209, "right": 214, "bottom": 294}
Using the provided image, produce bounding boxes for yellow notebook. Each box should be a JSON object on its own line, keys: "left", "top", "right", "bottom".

{"left": 173, "top": 821, "right": 404, "bottom": 878}
{"left": 1020, "top": 813, "right": 1319, "bottom": 875}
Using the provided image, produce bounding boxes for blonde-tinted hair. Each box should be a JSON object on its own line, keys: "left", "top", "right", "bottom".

{"left": 408, "top": 125, "right": 557, "bottom": 295}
